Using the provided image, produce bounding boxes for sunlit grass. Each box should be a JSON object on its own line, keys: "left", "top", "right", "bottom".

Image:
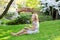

{"left": 0, "top": 20, "right": 60, "bottom": 40}
{"left": 0, "top": 29, "right": 3, "bottom": 30}
{"left": 1, "top": 36, "right": 11, "bottom": 40}
{"left": 53, "top": 36, "right": 60, "bottom": 40}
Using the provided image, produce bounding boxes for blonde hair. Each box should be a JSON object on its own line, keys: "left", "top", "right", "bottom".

{"left": 31, "top": 12, "right": 39, "bottom": 22}
{"left": 34, "top": 13, "right": 39, "bottom": 21}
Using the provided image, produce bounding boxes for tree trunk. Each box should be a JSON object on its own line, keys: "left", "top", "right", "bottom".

{"left": 56, "top": 10, "right": 58, "bottom": 19}
{"left": 0, "top": 0, "right": 14, "bottom": 19}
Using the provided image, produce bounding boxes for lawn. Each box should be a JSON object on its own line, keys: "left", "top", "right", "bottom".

{"left": 0, "top": 20, "right": 60, "bottom": 40}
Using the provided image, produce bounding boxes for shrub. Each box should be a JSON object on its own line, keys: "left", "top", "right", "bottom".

{"left": 6, "top": 13, "right": 32, "bottom": 25}
{"left": 6, "top": 12, "right": 52, "bottom": 25}
{"left": 39, "top": 15, "right": 52, "bottom": 22}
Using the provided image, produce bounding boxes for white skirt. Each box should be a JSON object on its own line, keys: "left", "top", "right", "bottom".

{"left": 27, "top": 29, "right": 39, "bottom": 34}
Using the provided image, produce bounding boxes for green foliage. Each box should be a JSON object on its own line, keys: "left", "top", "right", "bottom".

{"left": 26, "top": 0, "right": 39, "bottom": 8}
{"left": 17, "top": 4, "right": 22, "bottom": 8}
{"left": 38, "top": 14, "right": 52, "bottom": 22}
{"left": 6, "top": 12, "right": 32, "bottom": 25}
{"left": 0, "top": 18, "right": 11, "bottom": 24}
{"left": 0, "top": 12, "right": 53, "bottom": 25}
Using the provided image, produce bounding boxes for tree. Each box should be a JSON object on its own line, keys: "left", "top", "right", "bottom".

{"left": 40, "top": 0, "right": 60, "bottom": 19}
{"left": 26, "top": 0, "right": 39, "bottom": 8}
{"left": 0, "top": 0, "right": 14, "bottom": 19}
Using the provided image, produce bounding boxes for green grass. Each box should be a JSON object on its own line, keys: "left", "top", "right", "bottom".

{"left": 0, "top": 20, "right": 60, "bottom": 40}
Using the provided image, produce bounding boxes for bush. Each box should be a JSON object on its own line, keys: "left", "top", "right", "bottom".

{"left": 6, "top": 13, "right": 32, "bottom": 25}
{"left": 6, "top": 12, "right": 52, "bottom": 25}
{"left": 39, "top": 14, "right": 52, "bottom": 22}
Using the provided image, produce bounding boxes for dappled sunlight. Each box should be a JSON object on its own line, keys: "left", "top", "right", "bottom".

{"left": 1, "top": 36, "right": 11, "bottom": 40}
{"left": 53, "top": 36, "right": 60, "bottom": 40}
{"left": 1, "top": 30, "right": 13, "bottom": 34}
{"left": 0, "top": 31, "right": 6, "bottom": 37}
{"left": 0, "top": 21, "right": 60, "bottom": 40}
{"left": 0, "top": 30, "right": 12, "bottom": 37}
{"left": 0, "top": 29, "right": 12, "bottom": 40}
{"left": 0, "top": 34, "right": 4, "bottom": 36}
{"left": 6, "top": 30, "right": 13, "bottom": 33}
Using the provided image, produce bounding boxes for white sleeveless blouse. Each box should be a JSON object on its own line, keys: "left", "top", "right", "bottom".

{"left": 32, "top": 21, "right": 39, "bottom": 29}
{"left": 32, "top": 14, "right": 39, "bottom": 30}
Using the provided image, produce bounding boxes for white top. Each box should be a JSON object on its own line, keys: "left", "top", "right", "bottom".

{"left": 32, "top": 14, "right": 39, "bottom": 29}
{"left": 32, "top": 21, "right": 39, "bottom": 29}
{"left": 27, "top": 21, "right": 39, "bottom": 34}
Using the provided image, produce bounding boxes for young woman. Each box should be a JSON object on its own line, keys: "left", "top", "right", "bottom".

{"left": 11, "top": 12, "right": 39, "bottom": 36}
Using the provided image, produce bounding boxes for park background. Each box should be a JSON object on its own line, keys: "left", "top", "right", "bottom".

{"left": 0, "top": 0, "right": 60, "bottom": 40}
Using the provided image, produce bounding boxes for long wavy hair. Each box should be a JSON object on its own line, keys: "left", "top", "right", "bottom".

{"left": 31, "top": 12, "right": 39, "bottom": 22}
